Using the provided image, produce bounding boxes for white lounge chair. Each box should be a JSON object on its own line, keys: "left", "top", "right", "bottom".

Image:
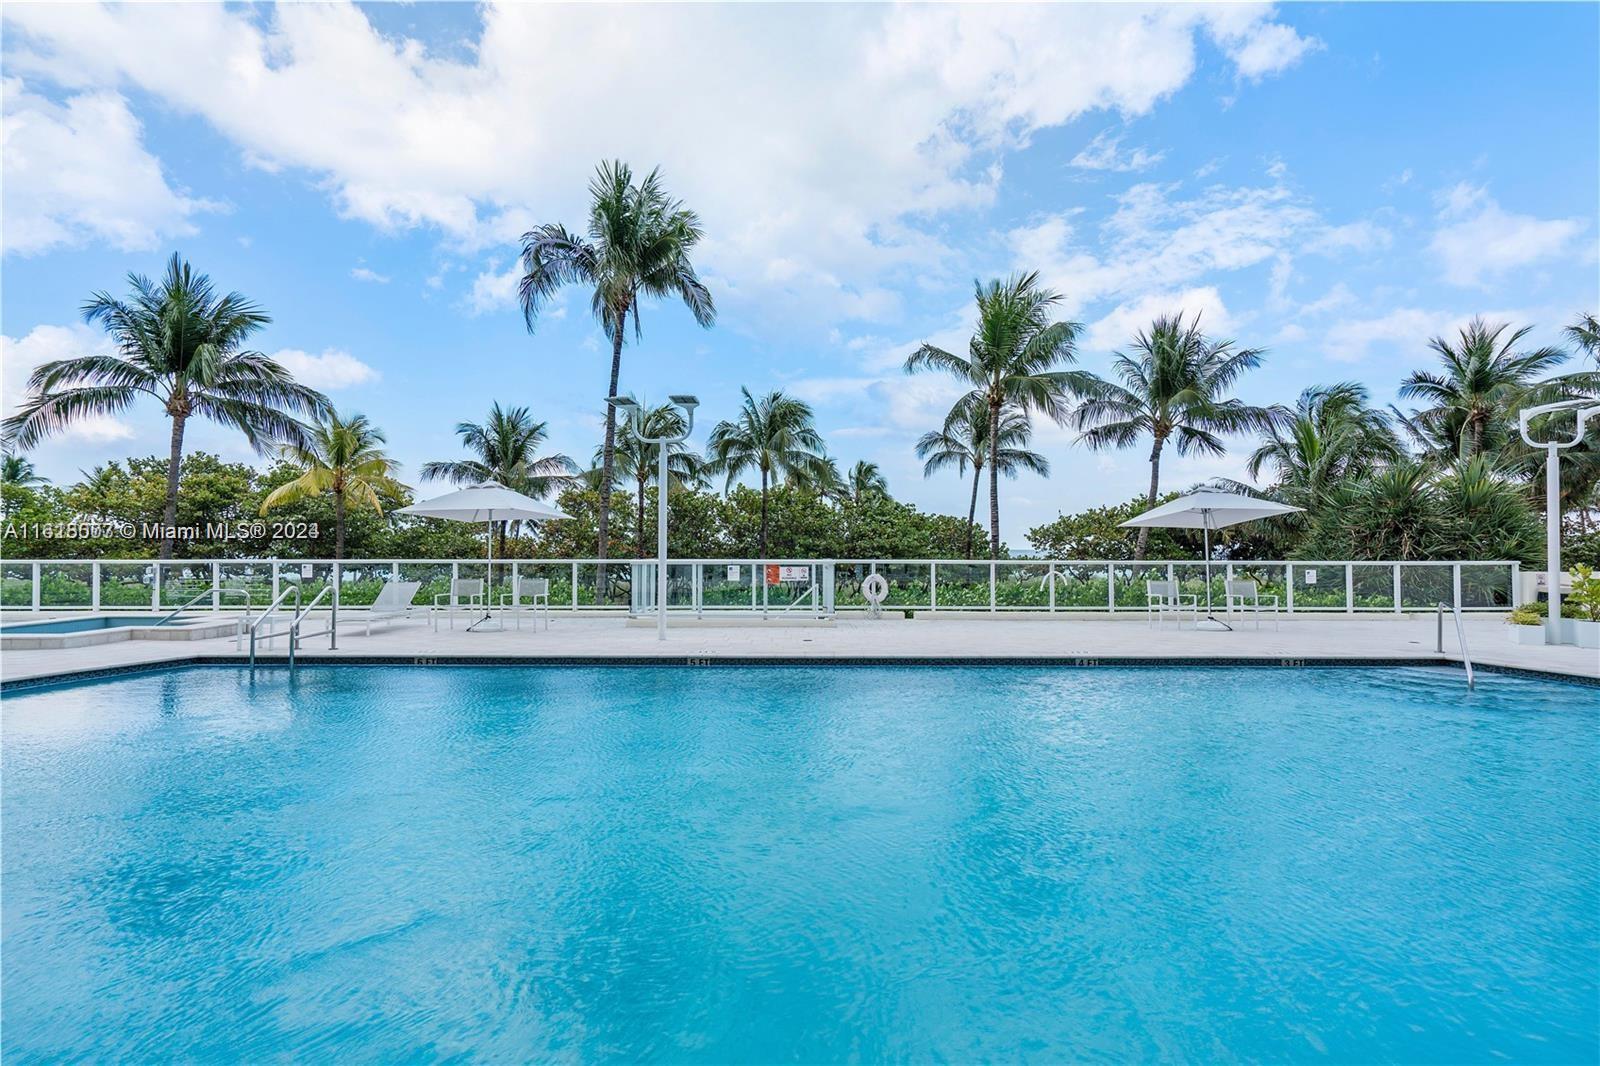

{"left": 1146, "top": 579, "right": 1198, "bottom": 629}
{"left": 500, "top": 576, "right": 552, "bottom": 631}
{"left": 361, "top": 580, "right": 423, "bottom": 636}
{"left": 1226, "top": 578, "right": 1281, "bottom": 630}
{"left": 434, "top": 578, "right": 485, "bottom": 630}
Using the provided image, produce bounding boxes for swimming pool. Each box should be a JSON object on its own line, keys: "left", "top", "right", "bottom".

{"left": 0, "top": 614, "right": 195, "bottom": 633}
{"left": 3, "top": 665, "right": 1595, "bottom": 1060}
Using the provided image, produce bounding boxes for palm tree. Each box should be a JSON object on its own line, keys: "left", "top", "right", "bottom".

{"left": 1072, "top": 313, "right": 1271, "bottom": 559}
{"left": 1, "top": 454, "right": 46, "bottom": 487}
{"left": 259, "top": 411, "right": 407, "bottom": 559}
{"left": 518, "top": 161, "right": 714, "bottom": 585}
{"left": 706, "top": 388, "right": 829, "bottom": 557}
{"left": 1398, "top": 318, "right": 1568, "bottom": 459}
{"left": 845, "top": 460, "right": 888, "bottom": 503}
{"left": 1567, "top": 313, "right": 1600, "bottom": 367}
{"left": 904, "top": 271, "right": 1083, "bottom": 557}
{"left": 599, "top": 400, "right": 703, "bottom": 557}
{"left": 421, "top": 402, "right": 576, "bottom": 554}
{"left": 1248, "top": 383, "right": 1399, "bottom": 507}
{"left": 2, "top": 254, "right": 331, "bottom": 557}
{"left": 916, "top": 404, "right": 1047, "bottom": 558}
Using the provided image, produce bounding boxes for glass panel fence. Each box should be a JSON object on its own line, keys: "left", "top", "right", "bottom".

{"left": 398, "top": 562, "right": 453, "bottom": 607}
{"left": 1112, "top": 564, "right": 1169, "bottom": 608}
{"left": 333, "top": 561, "right": 392, "bottom": 607}
{"left": 1460, "top": 564, "right": 1513, "bottom": 609}
{"left": 935, "top": 563, "right": 991, "bottom": 609}
{"left": 831, "top": 563, "right": 872, "bottom": 609}
{"left": 994, "top": 562, "right": 1053, "bottom": 609}
{"left": 1289, "top": 563, "right": 1348, "bottom": 610}
{"left": 100, "top": 562, "right": 155, "bottom": 608}
{"left": 574, "top": 563, "right": 632, "bottom": 608}
{"left": 1172, "top": 563, "right": 1223, "bottom": 613}
{"left": 1400, "top": 564, "right": 1453, "bottom": 611}
{"left": 158, "top": 563, "right": 213, "bottom": 607}
{"left": 2, "top": 562, "right": 33, "bottom": 607}
{"left": 698, "top": 562, "right": 756, "bottom": 609}
{"left": 1351, "top": 564, "right": 1395, "bottom": 610}
{"left": 39, "top": 563, "right": 93, "bottom": 608}
{"left": 871, "top": 563, "right": 933, "bottom": 608}
{"left": 1049, "top": 564, "right": 1113, "bottom": 609}
{"left": 218, "top": 562, "right": 275, "bottom": 608}
{"left": 513, "top": 563, "right": 577, "bottom": 608}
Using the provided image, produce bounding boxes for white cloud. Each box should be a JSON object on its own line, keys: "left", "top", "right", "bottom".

{"left": 1084, "top": 287, "right": 1235, "bottom": 352}
{"left": 350, "top": 265, "right": 390, "bottom": 284}
{"left": 267, "top": 347, "right": 380, "bottom": 388}
{"left": 1070, "top": 130, "right": 1164, "bottom": 173}
{"left": 1322, "top": 308, "right": 1458, "bottom": 363}
{"left": 1, "top": 77, "right": 219, "bottom": 255}
{"left": 1430, "top": 183, "right": 1588, "bottom": 288}
{"left": 466, "top": 259, "right": 523, "bottom": 316}
{"left": 1305, "top": 220, "right": 1391, "bottom": 254}
{"left": 2, "top": 2, "right": 1318, "bottom": 324}
{"left": 1, "top": 323, "right": 136, "bottom": 441}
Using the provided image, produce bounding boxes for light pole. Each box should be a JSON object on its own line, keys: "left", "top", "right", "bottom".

{"left": 608, "top": 394, "right": 698, "bottom": 641}
{"left": 1518, "top": 399, "right": 1599, "bottom": 645}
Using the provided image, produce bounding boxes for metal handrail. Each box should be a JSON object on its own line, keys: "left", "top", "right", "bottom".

{"left": 159, "top": 587, "right": 253, "bottom": 645}
{"left": 249, "top": 585, "right": 300, "bottom": 668}
{"left": 286, "top": 585, "right": 336, "bottom": 668}
{"left": 1436, "top": 601, "right": 1476, "bottom": 688}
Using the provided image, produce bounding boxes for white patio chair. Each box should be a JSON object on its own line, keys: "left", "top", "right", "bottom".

{"left": 361, "top": 580, "right": 423, "bottom": 636}
{"left": 1146, "top": 579, "right": 1198, "bottom": 629}
{"left": 1226, "top": 578, "right": 1281, "bottom": 630}
{"left": 434, "top": 578, "right": 485, "bottom": 630}
{"left": 500, "top": 576, "right": 552, "bottom": 631}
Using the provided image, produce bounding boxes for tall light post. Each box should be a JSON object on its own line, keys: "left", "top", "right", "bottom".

{"left": 608, "top": 394, "right": 698, "bottom": 641}
{"left": 1518, "top": 399, "right": 1599, "bottom": 645}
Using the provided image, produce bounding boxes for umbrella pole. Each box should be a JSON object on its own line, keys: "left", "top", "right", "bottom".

{"left": 1198, "top": 517, "right": 1232, "bottom": 632}
{"left": 469, "top": 512, "right": 497, "bottom": 631}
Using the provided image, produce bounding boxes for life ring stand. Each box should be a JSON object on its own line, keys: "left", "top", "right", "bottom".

{"left": 861, "top": 573, "right": 889, "bottom": 619}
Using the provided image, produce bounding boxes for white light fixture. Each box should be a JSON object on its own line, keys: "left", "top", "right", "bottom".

{"left": 609, "top": 393, "right": 697, "bottom": 641}
{"left": 1518, "top": 399, "right": 1600, "bottom": 645}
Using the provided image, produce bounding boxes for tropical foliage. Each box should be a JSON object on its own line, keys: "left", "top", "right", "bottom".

{"left": 917, "top": 404, "right": 1047, "bottom": 558}
{"left": 2, "top": 254, "right": 331, "bottom": 557}
{"left": 599, "top": 400, "right": 704, "bottom": 556}
{"left": 517, "top": 161, "right": 714, "bottom": 584}
{"left": 259, "top": 411, "right": 407, "bottom": 558}
{"left": 706, "top": 388, "right": 830, "bottom": 557}
{"left": 905, "top": 271, "right": 1083, "bottom": 557}
{"left": 1071, "top": 312, "right": 1273, "bottom": 559}
{"left": 421, "top": 402, "right": 577, "bottom": 553}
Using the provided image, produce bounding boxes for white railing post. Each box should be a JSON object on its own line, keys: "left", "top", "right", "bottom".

{"left": 571, "top": 562, "right": 579, "bottom": 609}
{"left": 1107, "top": 563, "right": 1116, "bottom": 613}
{"left": 1452, "top": 563, "right": 1463, "bottom": 611}
{"left": 271, "top": 562, "right": 280, "bottom": 607}
{"left": 1286, "top": 564, "right": 1295, "bottom": 614}
{"left": 989, "top": 561, "right": 996, "bottom": 613}
{"left": 151, "top": 563, "right": 160, "bottom": 611}
{"left": 1510, "top": 562, "right": 1521, "bottom": 608}
{"left": 1392, "top": 564, "right": 1403, "bottom": 614}
{"left": 1344, "top": 564, "right": 1354, "bottom": 614}
{"left": 211, "top": 561, "right": 220, "bottom": 611}
{"left": 930, "top": 561, "right": 938, "bottom": 611}
{"left": 31, "top": 562, "right": 41, "bottom": 611}
{"left": 91, "top": 562, "right": 101, "bottom": 610}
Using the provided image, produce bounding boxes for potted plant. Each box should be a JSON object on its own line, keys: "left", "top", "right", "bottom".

{"left": 1505, "top": 605, "right": 1546, "bottom": 645}
{"left": 1558, "top": 564, "right": 1600, "bottom": 650}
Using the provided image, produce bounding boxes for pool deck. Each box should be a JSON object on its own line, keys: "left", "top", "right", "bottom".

{"left": 2, "top": 612, "right": 1595, "bottom": 685}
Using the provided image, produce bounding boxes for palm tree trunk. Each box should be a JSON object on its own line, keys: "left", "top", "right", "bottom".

{"left": 988, "top": 401, "right": 1001, "bottom": 558}
{"left": 159, "top": 413, "right": 187, "bottom": 559}
{"left": 1134, "top": 437, "right": 1164, "bottom": 560}
{"left": 637, "top": 472, "right": 647, "bottom": 559}
{"left": 965, "top": 462, "right": 982, "bottom": 559}
{"left": 497, "top": 521, "right": 507, "bottom": 560}
{"left": 334, "top": 491, "right": 347, "bottom": 560}
{"left": 759, "top": 467, "right": 770, "bottom": 559}
{"left": 595, "top": 311, "right": 626, "bottom": 593}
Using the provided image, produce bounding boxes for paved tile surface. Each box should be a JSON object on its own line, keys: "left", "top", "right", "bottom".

{"left": 3, "top": 612, "right": 1594, "bottom": 683}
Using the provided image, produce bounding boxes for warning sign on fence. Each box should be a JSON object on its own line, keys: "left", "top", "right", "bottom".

{"left": 765, "top": 565, "right": 810, "bottom": 584}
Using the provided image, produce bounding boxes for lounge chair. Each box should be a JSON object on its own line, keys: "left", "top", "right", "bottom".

{"left": 500, "top": 576, "right": 552, "bottom": 631}
{"left": 434, "top": 578, "right": 485, "bottom": 630}
{"left": 361, "top": 580, "right": 423, "bottom": 636}
{"left": 1225, "top": 578, "right": 1280, "bottom": 630}
{"left": 1146, "top": 579, "right": 1198, "bottom": 629}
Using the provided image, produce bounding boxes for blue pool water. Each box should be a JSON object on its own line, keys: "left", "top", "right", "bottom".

{"left": 1, "top": 614, "right": 193, "bottom": 633}
{"left": 3, "top": 665, "right": 1596, "bottom": 1061}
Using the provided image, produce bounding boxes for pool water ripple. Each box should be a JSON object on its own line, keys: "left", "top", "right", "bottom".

{"left": 2, "top": 665, "right": 1595, "bottom": 1062}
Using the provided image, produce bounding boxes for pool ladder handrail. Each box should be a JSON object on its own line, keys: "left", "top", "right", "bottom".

{"left": 158, "top": 587, "right": 254, "bottom": 649}
{"left": 248, "top": 585, "right": 300, "bottom": 668}
{"left": 286, "top": 585, "right": 337, "bottom": 669}
{"left": 1436, "top": 601, "right": 1475, "bottom": 688}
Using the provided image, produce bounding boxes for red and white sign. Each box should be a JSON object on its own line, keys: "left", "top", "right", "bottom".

{"left": 765, "top": 565, "right": 810, "bottom": 584}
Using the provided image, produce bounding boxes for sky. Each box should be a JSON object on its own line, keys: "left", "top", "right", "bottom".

{"left": 3, "top": 2, "right": 1597, "bottom": 545}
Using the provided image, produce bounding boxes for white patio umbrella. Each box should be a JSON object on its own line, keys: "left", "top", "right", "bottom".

{"left": 397, "top": 482, "right": 570, "bottom": 630}
{"left": 1120, "top": 491, "right": 1302, "bottom": 631}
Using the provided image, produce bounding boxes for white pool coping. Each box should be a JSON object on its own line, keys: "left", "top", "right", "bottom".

{"left": 1, "top": 612, "right": 1594, "bottom": 686}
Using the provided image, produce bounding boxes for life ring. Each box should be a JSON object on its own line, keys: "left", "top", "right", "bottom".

{"left": 862, "top": 573, "right": 889, "bottom": 606}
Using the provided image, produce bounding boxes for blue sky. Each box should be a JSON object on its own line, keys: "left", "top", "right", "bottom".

{"left": 3, "top": 2, "right": 1596, "bottom": 544}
